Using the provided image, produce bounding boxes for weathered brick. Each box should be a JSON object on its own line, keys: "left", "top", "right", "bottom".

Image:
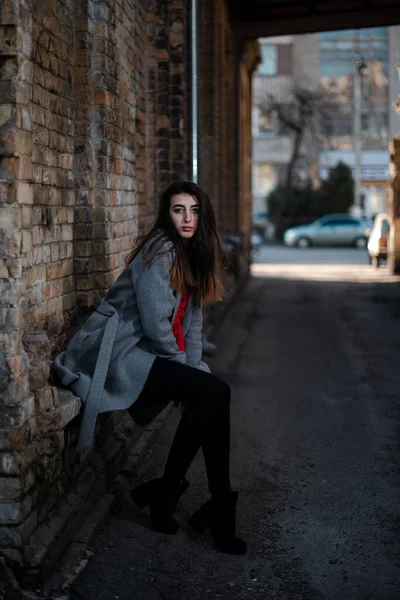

{"left": 0, "top": 500, "right": 22, "bottom": 525}
{"left": 6, "top": 353, "right": 28, "bottom": 380}
{"left": 36, "top": 395, "right": 80, "bottom": 434}
{"left": 0, "top": 25, "right": 17, "bottom": 54}
{"left": 0, "top": 307, "right": 23, "bottom": 330}
{"left": 0, "top": 1, "right": 18, "bottom": 26}
{"left": 16, "top": 182, "right": 33, "bottom": 205}
{"left": 0, "top": 377, "right": 30, "bottom": 408}
{"left": 0, "top": 524, "right": 22, "bottom": 548}
{"left": 7, "top": 130, "right": 33, "bottom": 156}
{"left": 61, "top": 224, "right": 73, "bottom": 241}
{"left": 48, "top": 187, "right": 62, "bottom": 205}
{"left": 0, "top": 478, "right": 21, "bottom": 500}
{"left": 0, "top": 104, "right": 15, "bottom": 136}
{"left": 0, "top": 260, "right": 9, "bottom": 278}
{"left": 0, "top": 205, "right": 21, "bottom": 228}
{"left": 23, "top": 534, "right": 47, "bottom": 567}
{"left": 21, "top": 491, "right": 33, "bottom": 518}
{"left": 0, "top": 430, "right": 11, "bottom": 451}
{"left": 26, "top": 264, "right": 46, "bottom": 287}
{"left": 21, "top": 230, "right": 32, "bottom": 254}
{"left": 23, "top": 330, "right": 50, "bottom": 361}
{"left": 0, "top": 548, "right": 23, "bottom": 570}
{"left": 74, "top": 241, "right": 92, "bottom": 257}
{"left": 0, "top": 395, "right": 34, "bottom": 430}
{"left": 94, "top": 255, "right": 116, "bottom": 271}
{"left": 17, "top": 105, "right": 32, "bottom": 131}
{"left": 6, "top": 258, "right": 22, "bottom": 278}
{"left": 28, "top": 360, "right": 50, "bottom": 391}
{"left": 9, "top": 418, "right": 36, "bottom": 454}
{"left": 0, "top": 228, "right": 21, "bottom": 256}
{"left": 59, "top": 241, "right": 73, "bottom": 259}
{"left": 33, "top": 385, "right": 54, "bottom": 412}
{"left": 1, "top": 453, "right": 20, "bottom": 475}
{"left": 0, "top": 155, "right": 32, "bottom": 180}
{"left": 21, "top": 466, "right": 35, "bottom": 496}
{"left": 0, "top": 180, "right": 15, "bottom": 204}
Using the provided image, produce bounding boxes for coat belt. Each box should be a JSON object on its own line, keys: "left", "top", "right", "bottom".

{"left": 76, "top": 306, "right": 119, "bottom": 452}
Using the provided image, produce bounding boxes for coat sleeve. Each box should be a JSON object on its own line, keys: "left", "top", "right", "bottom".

{"left": 185, "top": 301, "right": 211, "bottom": 373}
{"left": 133, "top": 248, "right": 187, "bottom": 364}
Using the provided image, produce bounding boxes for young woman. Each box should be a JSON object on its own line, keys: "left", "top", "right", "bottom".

{"left": 53, "top": 181, "right": 246, "bottom": 554}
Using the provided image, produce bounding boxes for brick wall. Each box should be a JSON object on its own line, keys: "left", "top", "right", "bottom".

{"left": 199, "top": 0, "right": 238, "bottom": 284}
{"left": 0, "top": 0, "right": 35, "bottom": 572}
{"left": 199, "top": 0, "right": 259, "bottom": 287}
{"left": 0, "top": 0, "right": 255, "bottom": 579}
{"left": 0, "top": 0, "right": 188, "bottom": 578}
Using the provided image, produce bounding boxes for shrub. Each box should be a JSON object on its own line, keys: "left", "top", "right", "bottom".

{"left": 267, "top": 161, "right": 354, "bottom": 238}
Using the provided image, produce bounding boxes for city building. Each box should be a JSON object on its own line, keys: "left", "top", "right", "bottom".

{"left": 252, "top": 34, "right": 320, "bottom": 232}
{"left": 252, "top": 26, "right": 400, "bottom": 232}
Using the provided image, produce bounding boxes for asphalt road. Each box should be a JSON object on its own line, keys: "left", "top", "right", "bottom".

{"left": 68, "top": 246, "right": 400, "bottom": 600}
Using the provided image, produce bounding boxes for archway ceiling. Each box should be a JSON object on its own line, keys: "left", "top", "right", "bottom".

{"left": 228, "top": 0, "right": 400, "bottom": 38}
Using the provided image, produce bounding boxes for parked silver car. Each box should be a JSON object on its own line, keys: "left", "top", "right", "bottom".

{"left": 283, "top": 214, "right": 370, "bottom": 248}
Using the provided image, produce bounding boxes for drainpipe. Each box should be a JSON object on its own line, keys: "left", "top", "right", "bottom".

{"left": 189, "top": 0, "right": 199, "bottom": 183}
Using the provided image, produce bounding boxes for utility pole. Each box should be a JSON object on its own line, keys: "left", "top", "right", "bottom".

{"left": 353, "top": 57, "right": 366, "bottom": 217}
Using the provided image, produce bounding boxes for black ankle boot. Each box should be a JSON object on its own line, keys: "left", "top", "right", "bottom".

{"left": 188, "top": 491, "right": 246, "bottom": 554}
{"left": 131, "top": 478, "right": 189, "bottom": 534}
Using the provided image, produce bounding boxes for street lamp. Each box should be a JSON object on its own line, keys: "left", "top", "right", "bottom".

{"left": 353, "top": 57, "right": 367, "bottom": 217}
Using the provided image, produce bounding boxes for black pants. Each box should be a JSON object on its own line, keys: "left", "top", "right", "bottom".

{"left": 129, "top": 357, "right": 231, "bottom": 499}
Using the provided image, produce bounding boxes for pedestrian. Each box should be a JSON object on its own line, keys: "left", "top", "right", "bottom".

{"left": 53, "top": 180, "right": 245, "bottom": 555}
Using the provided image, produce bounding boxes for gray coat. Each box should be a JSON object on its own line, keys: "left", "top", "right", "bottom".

{"left": 53, "top": 240, "right": 210, "bottom": 451}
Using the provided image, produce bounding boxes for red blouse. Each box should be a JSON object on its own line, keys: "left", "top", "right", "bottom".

{"left": 172, "top": 293, "right": 189, "bottom": 351}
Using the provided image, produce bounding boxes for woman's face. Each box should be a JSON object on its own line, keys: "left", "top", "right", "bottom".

{"left": 169, "top": 193, "right": 200, "bottom": 239}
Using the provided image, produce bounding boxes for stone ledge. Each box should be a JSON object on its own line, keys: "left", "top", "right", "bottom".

{"left": 19, "top": 404, "right": 172, "bottom": 587}
{"left": 36, "top": 388, "right": 81, "bottom": 433}
{"left": 40, "top": 406, "right": 174, "bottom": 595}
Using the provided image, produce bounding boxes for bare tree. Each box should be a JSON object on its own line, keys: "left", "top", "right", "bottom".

{"left": 261, "top": 86, "right": 333, "bottom": 190}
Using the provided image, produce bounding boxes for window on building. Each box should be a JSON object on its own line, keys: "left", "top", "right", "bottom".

{"left": 277, "top": 44, "right": 293, "bottom": 76}
{"left": 252, "top": 106, "right": 279, "bottom": 137}
{"left": 361, "top": 111, "right": 388, "bottom": 146}
{"left": 322, "top": 117, "right": 353, "bottom": 137}
{"left": 258, "top": 45, "right": 277, "bottom": 76}
{"left": 319, "top": 27, "right": 389, "bottom": 149}
{"left": 319, "top": 28, "right": 388, "bottom": 77}
{"left": 253, "top": 164, "right": 277, "bottom": 196}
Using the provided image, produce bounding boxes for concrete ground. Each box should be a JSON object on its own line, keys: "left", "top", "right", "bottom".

{"left": 61, "top": 246, "right": 400, "bottom": 600}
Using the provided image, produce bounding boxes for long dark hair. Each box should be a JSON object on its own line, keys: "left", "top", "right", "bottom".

{"left": 125, "top": 181, "right": 226, "bottom": 304}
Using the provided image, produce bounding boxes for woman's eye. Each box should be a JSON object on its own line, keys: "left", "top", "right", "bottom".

{"left": 192, "top": 208, "right": 200, "bottom": 214}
